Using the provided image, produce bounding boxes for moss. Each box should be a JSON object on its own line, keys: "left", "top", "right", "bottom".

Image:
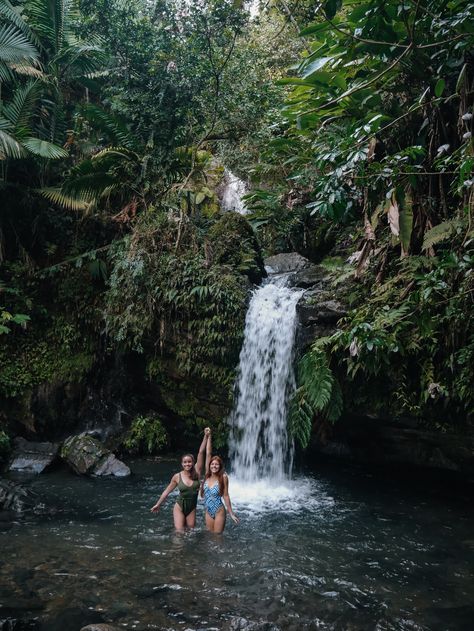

{"left": 0, "top": 321, "right": 96, "bottom": 399}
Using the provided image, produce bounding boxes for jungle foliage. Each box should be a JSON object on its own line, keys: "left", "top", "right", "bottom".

{"left": 1, "top": 0, "right": 473, "bottom": 450}
{"left": 269, "top": 0, "right": 474, "bottom": 446}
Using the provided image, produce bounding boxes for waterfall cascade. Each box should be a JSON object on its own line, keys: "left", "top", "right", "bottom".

{"left": 229, "top": 274, "right": 304, "bottom": 482}
{"left": 220, "top": 169, "right": 248, "bottom": 215}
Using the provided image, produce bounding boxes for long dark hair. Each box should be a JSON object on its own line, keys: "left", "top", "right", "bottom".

{"left": 181, "top": 453, "right": 198, "bottom": 481}
{"left": 205, "top": 455, "right": 225, "bottom": 496}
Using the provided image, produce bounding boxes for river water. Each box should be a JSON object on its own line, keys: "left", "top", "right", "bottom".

{"left": 2, "top": 459, "right": 474, "bottom": 631}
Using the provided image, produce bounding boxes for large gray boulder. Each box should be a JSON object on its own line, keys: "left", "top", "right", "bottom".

{"left": 9, "top": 438, "right": 59, "bottom": 474}
{"left": 264, "top": 252, "right": 311, "bottom": 274}
{"left": 61, "top": 434, "right": 130, "bottom": 477}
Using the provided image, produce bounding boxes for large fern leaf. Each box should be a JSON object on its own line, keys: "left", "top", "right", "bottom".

{"left": 422, "top": 220, "right": 461, "bottom": 251}
{"left": 288, "top": 347, "right": 343, "bottom": 449}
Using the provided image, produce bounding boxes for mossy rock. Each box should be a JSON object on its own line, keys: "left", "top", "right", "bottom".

{"left": 61, "top": 434, "right": 130, "bottom": 477}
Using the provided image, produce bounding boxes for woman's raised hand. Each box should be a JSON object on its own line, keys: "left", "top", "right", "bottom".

{"left": 204, "top": 427, "right": 211, "bottom": 436}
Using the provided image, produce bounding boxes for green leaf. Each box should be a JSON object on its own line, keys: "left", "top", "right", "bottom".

{"left": 434, "top": 78, "right": 445, "bottom": 97}
{"left": 399, "top": 204, "right": 413, "bottom": 255}
{"left": 22, "top": 138, "right": 68, "bottom": 159}
{"left": 324, "top": 0, "right": 342, "bottom": 19}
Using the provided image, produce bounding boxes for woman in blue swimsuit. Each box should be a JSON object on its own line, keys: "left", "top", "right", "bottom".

{"left": 202, "top": 430, "right": 239, "bottom": 533}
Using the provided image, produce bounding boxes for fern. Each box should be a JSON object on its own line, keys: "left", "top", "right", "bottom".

{"left": 422, "top": 220, "right": 461, "bottom": 251}
{"left": 288, "top": 346, "right": 343, "bottom": 449}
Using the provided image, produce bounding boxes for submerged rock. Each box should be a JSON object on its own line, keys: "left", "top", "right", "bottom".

{"left": 0, "top": 480, "right": 39, "bottom": 513}
{"left": 227, "top": 618, "right": 280, "bottom": 631}
{"left": 61, "top": 434, "right": 130, "bottom": 477}
{"left": 9, "top": 438, "right": 59, "bottom": 474}
{"left": 80, "top": 625, "right": 121, "bottom": 631}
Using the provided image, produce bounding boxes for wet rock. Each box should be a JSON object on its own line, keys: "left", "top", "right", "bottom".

{"left": 9, "top": 438, "right": 59, "bottom": 474}
{"left": 297, "top": 298, "right": 347, "bottom": 326}
{"left": 264, "top": 252, "right": 311, "bottom": 274}
{"left": 46, "top": 608, "right": 104, "bottom": 631}
{"left": 289, "top": 265, "right": 328, "bottom": 289}
{"left": 0, "top": 619, "right": 40, "bottom": 630}
{"left": 61, "top": 434, "right": 130, "bottom": 477}
{"left": 0, "top": 480, "right": 39, "bottom": 513}
{"left": 311, "top": 415, "right": 474, "bottom": 476}
{"left": 227, "top": 618, "right": 280, "bottom": 631}
{"left": 80, "top": 625, "right": 121, "bottom": 631}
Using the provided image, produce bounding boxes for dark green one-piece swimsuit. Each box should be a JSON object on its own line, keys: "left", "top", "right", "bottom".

{"left": 176, "top": 474, "right": 200, "bottom": 516}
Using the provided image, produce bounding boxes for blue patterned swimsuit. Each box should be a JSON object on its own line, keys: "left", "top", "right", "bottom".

{"left": 203, "top": 479, "right": 224, "bottom": 519}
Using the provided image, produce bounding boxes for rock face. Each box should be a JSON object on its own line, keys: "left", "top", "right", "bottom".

{"left": 311, "top": 415, "right": 474, "bottom": 478}
{"left": 61, "top": 434, "right": 130, "bottom": 477}
{"left": 0, "top": 479, "right": 39, "bottom": 513}
{"left": 8, "top": 438, "right": 59, "bottom": 474}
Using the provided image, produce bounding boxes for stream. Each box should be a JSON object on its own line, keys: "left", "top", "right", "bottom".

{"left": 1, "top": 459, "right": 474, "bottom": 631}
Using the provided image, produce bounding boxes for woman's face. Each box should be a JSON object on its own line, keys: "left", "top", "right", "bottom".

{"left": 182, "top": 456, "right": 194, "bottom": 471}
{"left": 210, "top": 458, "right": 221, "bottom": 474}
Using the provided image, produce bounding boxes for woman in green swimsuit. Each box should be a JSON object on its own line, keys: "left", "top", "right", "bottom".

{"left": 150, "top": 428, "right": 210, "bottom": 531}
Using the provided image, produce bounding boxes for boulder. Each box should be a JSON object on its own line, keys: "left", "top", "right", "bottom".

{"left": 9, "top": 438, "right": 59, "bottom": 474}
{"left": 289, "top": 265, "right": 328, "bottom": 289}
{"left": 297, "top": 298, "right": 347, "bottom": 326}
{"left": 264, "top": 252, "right": 311, "bottom": 274}
{"left": 0, "top": 480, "right": 39, "bottom": 513}
{"left": 61, "top": 434, "right": 130, "bottom": 477}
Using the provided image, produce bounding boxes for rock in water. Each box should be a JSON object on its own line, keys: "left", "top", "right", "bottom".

{"left": 61, "top": 434, "right": 130, "bottom": 477}
{"left": 0, "top": 480, "right": 39, "bottom": 513}
{"left": 9, "top": 438, "right": 59, "bottom": 474}
{"left": 80, "top": 625, "right": 122, "bottom": 631}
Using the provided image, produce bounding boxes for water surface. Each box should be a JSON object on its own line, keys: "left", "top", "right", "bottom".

{"left": 1, "top": 459, "right": 474, "bottom": 630}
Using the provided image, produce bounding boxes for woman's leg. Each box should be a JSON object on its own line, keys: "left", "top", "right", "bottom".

{"left": 213, "top": 507, "right": 226, "bottom": 534}
{"left": 185, "top": 508, "right": 196, "bottom": 529}
{"left": 205, "top": 510, "right": 215, "bottom": 532}
{"left": 173, "top": 503, "right": 186, "bottom": 531}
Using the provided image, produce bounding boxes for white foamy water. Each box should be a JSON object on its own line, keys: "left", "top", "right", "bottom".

{"left": 229, "top": 275, "right": 304, "bottom": 484}
{"left": 221, "top": 169, "right": 248, "bottom": 214}
{"left": 229, "top": 476, "right": 335, "bottom": 516}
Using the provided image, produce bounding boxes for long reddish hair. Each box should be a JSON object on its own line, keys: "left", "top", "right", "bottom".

{"left": 181, "top": 453, "right": 198, "bottom": 481}
{"left": 205, "top": 455, "right": 226, "bottom": 496}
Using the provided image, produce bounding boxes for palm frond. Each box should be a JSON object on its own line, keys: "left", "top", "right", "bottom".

{"left": 22, "top": 137, "right": 68, "bottom": 158}
{"left": 80, "top": 104, "right": 133, "bottom": 147}
{"left": 3, "top": 80, "right": 40, "bottom": 132}
{"left": 0, "top": 23, "right": 38, "bottom": 64}
{"left": 0, "top": 116, "right": 25, "bottom": 159}
{"left": 39, "top": 186, "right": 91, "bottom": 211}
{"left": 0, "top": 0, "right": 38, "bottom": 43}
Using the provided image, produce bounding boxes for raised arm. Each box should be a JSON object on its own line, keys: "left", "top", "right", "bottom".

{"left": 223, "top": 474, "right": 239, "bottom": 524}
{"left": 150, "top": 474, "right": 178, "bottom": 513}
{"left": 205, "top": 429, "right": 212, "bottom": 475}
{"left": 196, "top": 427, "right": 210, "bottom": 477}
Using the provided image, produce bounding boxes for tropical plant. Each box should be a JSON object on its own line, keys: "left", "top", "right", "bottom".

{"left": 122, "top": 414, "right": 168, "bottom": 454}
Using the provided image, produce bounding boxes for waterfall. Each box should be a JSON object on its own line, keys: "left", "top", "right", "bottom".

{"left": 229, "top": 274, "right": 304, "bottom": 482}
{"left": 220, "top": 169, "right": 248, "bottom": 215}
